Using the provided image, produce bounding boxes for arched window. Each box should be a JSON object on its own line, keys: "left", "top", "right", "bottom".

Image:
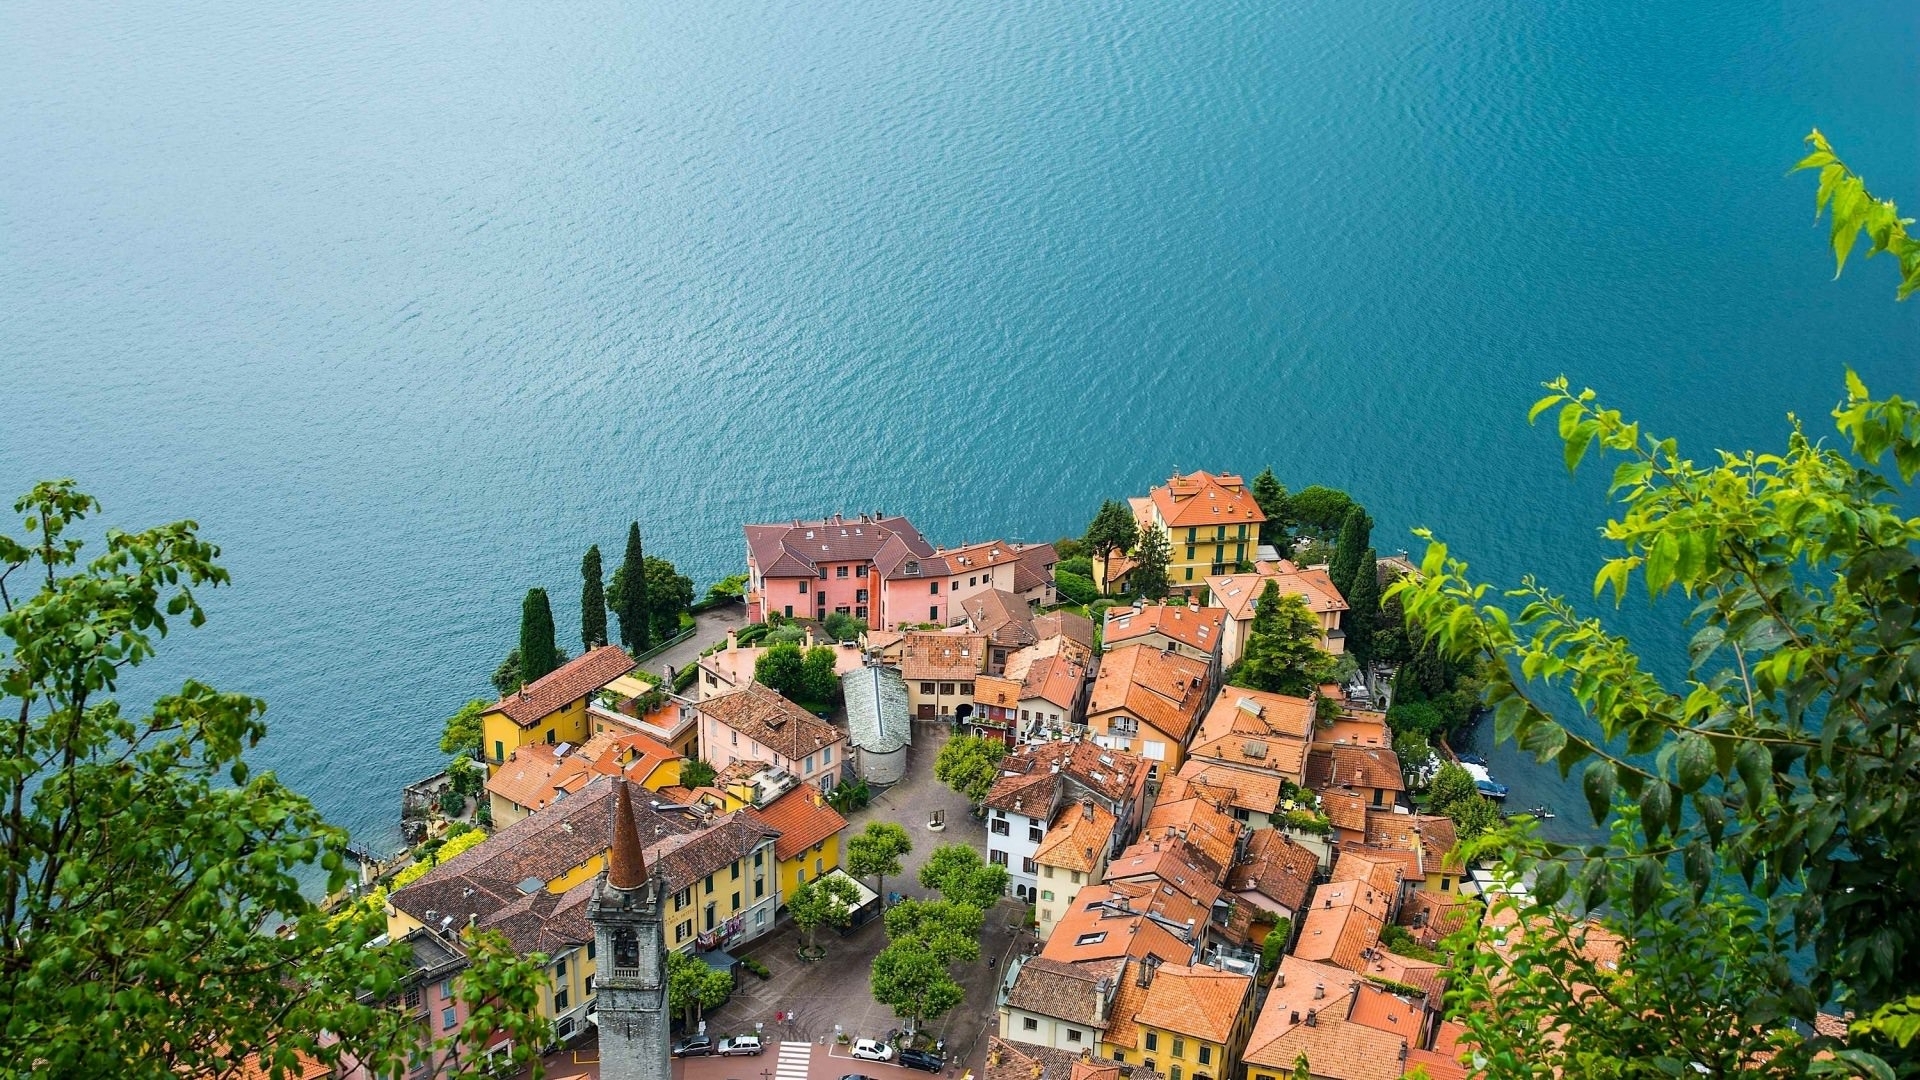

{"left": 612, "top": 928, "right": 639, "bottom": 974}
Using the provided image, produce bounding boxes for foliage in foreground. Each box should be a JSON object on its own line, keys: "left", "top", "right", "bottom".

{"left": 0, "top": 482, "right": 549, "bottom": 1078}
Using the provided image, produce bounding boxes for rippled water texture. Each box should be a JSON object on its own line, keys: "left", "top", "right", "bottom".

{"left": 3, "top": 0, "right": 1915, "bottom": 845}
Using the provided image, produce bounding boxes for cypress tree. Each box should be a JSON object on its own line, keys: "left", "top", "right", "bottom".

{"left": 612, "top": 522, "right": 648, "bottom": 650}
{"left": 1329, "top": 506, "right": 1373, "bottom": 599}
{"left": 1250, "top": 467, "right": 1290, "bottom": 552}
{"left": 1345, "top": 546, "right": 1381, "bottom": 671}
{"left": 519, "top": 588, "right": 560, "bottom": 684}
{"left": 634, "top": 528, "right": 650, "bottom": 651}
{"left": 581, "top": 545, "right": 608, "bottom": 650}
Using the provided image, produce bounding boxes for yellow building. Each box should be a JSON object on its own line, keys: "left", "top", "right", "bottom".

{"left": 1101, "top": 961, "right": 1256, "bottom": 1080}
{"left": 483, "top": 729, "right": 684, "bottom": 827}
{"left": 1095, "top": 472, "right": 1265, "bottom": 595}
{"left": 386, "top": 777, "right": 779, "bottom": 1042}
{"left": 479, "top": 646, "right": 639, "bottom": 770}
{"left": 697, "top": 763, "right": 851, "bottom": 901}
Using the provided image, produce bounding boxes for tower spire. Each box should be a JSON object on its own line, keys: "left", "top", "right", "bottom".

{"left": 608, "top": 777, "right": 647, "bottom": 890}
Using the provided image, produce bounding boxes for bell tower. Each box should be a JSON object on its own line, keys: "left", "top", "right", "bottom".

{"left": 587, "top": 778, "right": 671, "bottom": 1080}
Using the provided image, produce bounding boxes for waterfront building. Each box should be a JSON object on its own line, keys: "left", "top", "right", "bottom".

{"left": 1092, "top": 472, "right": 1265, "bottom": 595}
{"left": 1204, "top": 561, "right": 1348, "bottom": 664}
{"left": 478, "top": 645, "right": 639, "bottom": 770}
{"left": 695, "top": 634, "right": 865, "bottom": 701}
{"left": 1101, "top": 602, "right": 1226, "bottom": 690}
{"left": 484, "top": 729, "right": 682, "bottom": 827}
{"left": 695, "top": 681, "right": 847, "bottom": 792}
{"left": 742, "top": 513, "right": 957, "bottom": 629}
{"left": 1303, "top": 745, "right": 1405, "bottom": 812}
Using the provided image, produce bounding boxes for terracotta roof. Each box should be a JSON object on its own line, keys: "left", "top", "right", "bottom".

{"left": 1294, "top": 873, "right": 1391, "bottom": 971}
{"left": 1320, "top": 789, "right": 1370, "bottom": 835}
{"left": 986, "top": 741, "right": 1148, "bottom": 816}
{"left": 1021, "top": 655, "right": 1088, "bottom": 713}
{"left": 899, "top": 631, "right": 989, "bottom": 680}
{"left": 1315, "top": 713, "right": 1392, "bottom": 749}
{"left": 745, "top": 783, "right": 848, "bottom": 862}
{"left": 1243, "top": 988, "right": 1406, "bottom": 1080}
{"left": 1140, "top": 791, "right": 1241, "bottom": 870}
{"left": 1012, "top": 544, "right": 1061, "bottom": 596}
{"left": 1104, "top": 839, "right": 1223, "bottom": 913}
{"left": 1364, "top": 812, "right": 1461, "bottom": 874}
{"left": 1002, "top": 955, "right": 1119, "bottom": 1027}
{"left": 1039, "top": 888, "right": 1195, "bottom": 967}
{"left": 1208, "top": 561, "right": 1348, "bottom": 625}
{"left": 696, "top": 682, "right": 845, "bottom": 762}
{"left": 486, "top": 645, "right": 637, "bottom": 728}
{"left": 1228, "top": 828, "right": 1319, "bottom": 914}
{"left": 745, "top": 515, "right": 934, "bottom": 579}
{"left": 1102, "top": 603, "right": 1226, "bottom": 655}
{"left": 937, "top": 539, "right": 1029, "bottom": 574}
{"left": 985, "top": 1037, "right": 1162, "bottom": 1080}
{"left": 1362, "top": 950, "right": 1446, "bottom": 1005}
{"left": 485, "top": 730, "right": 680, "bottom": 813}
{"left": 962, "top": 590, "right": 1039, "bottom": 648}
{"left": 1149, "top": 471, "right": 1266, "bottom": 529}
{"left": 645, "top": 812, "right": 780, "bottom": 896}
{"left": 1131, "top": 962, "right": 1253, "bottom": 1044}
{"left": 1396, "top": 890, "right": 1473, "bottom": 947}
{"left": 607, "top": 779, "right": 648, "bottom": 889}
{"left": 1031, "top": 609, "right": 1096, "bottom": 652}
{"left": 1176, "top": 759, "right": 1287, "bottom": 818}
{"left": 1404, "top": 1047, "right": 1469, "bottom": 1080}
{"left": 1331, "top": 849, "right": 1406, "bottom": 899}
{"left": 1306, "top": 745, "right": 1406, "bottom": 795}
{"left": 1345, "top": 980, "right": 1430, "bottom": 1044}
{"left": 1035, "top": 801, "right": 1118, "bottom": 873}
{"left": 1087, "top": 644, "right": 1211, "bottom": 744}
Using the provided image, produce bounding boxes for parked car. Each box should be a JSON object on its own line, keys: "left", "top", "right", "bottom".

{"left": 719, "top": 1036, "right": 764, "bottom": 1057}
{"left": 672, "top": 1035, "right": 715, "bottom": 1057}
{"left": 851, "top": 1040, "right": 894, "bottom": 1063}
{"left": 899, "top": 1049, "right": 943, "bottom": 1073}
{"left": 841, "top": 1074, "right": 876, "bottom": 1080}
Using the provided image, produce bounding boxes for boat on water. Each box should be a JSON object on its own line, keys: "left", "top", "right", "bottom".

{"left": 1525, "top": 805, "right": 1554, "bottom": 820}
{"left": 1458, "top": 760, "right": 1508, "bottom": 800}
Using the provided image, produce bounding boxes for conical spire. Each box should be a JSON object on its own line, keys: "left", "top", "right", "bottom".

{"left": 608, "top": 777, "right": 647, "bottom": 891}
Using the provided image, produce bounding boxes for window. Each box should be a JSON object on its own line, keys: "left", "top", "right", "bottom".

{"left": 989, "top": 850, "right": 1008, "bottom": 866}
{"left": 584, "top": 974, "right": 594, "bottom": 997}
{"left": 1186, "top": 545, "right": 1196, "bottom": 560}
{"left": 676, "top": 920, "right": 691, "bottom": 942}
{"left": 960, "top": 682, "right": 973, "bottom": 694}
{"left": 823, "top": 746, "right": 832, "bottom": 765}
{"left": 1146, "top": 1033, "right": 1159, "bottom": 1052}
{"left": 732, "top": 863, "right": 741, "bottom": 880}
{"left": 1441, "top": 876, "right": 1452, "bottom": 891}
{"left": 1110, "top": 716, "right": 1139, "bottom": 735}
{"left": 1022, "top": 1017, "right": 1038, "bottom": 1032}
{"left": 555, "top": 957, "right": 568, "bottom": 979}
{"left": 441, "top": 977, "right": 456, "bottom": 998}
{"left": 584, "top": 941, "right": 594, "bottom": 962}
{"left": 731, "top": 730, "right": 738, "bottom": 746}
{"left": 969, "top": 576, "right": 977, "bottom": 587}
{"left": 857, "top": 606, "right": 868, "bottom": 618}
{"left": 815, "top": 857, "right": 824, "bottom": 874}
{"left": 754, "top": 849, "right": 764, "bottom": 867}
{"left": 404, "top": 986, "right": 421, "bottom": 1009}
{"left": 785, "top": 605, "right": 793, "bottom": 617}
{"left": 929, "top": 605, "right": 939, "bottom": 620}
{"left": 705, "top": 874, "right": 715, "bottom": 893}
{"left": 755, "top": 877, "right": 765, "bottom": 898}
{"left": 443, "top": 1007, "right": 457, "bottom": 1031}
{"left": 1041, "top": 889, "right": 1054, "bottom": 901}
{"left": 756, "top": 908, "right": 766, "bottom": 925}
{"left": 1071, "top": 871, "right": 1083, "bottom": 884}
{"left": 554, "top": 988, "right": 569, "bottom": 1012}
{"left": 545, "top": 728, "right": 556, "bottom": 744}
{"left": 705, "top": 903, "right": 716, "bottom": 930}
{"left": 1043, "top": 865, "right": 1054, "bottom": 879}
{"left": 557, "top": 1016, "right": 576, "bottom": 1038}
{"left": 1022, "top": 857, "right": 1037, "bottom": 874}
{"left": 1145, "top": 1063, "right": 1156, "bottom": 1074}
{"left": 991, "top": 818, "right": 1009, "bottom": 835}
{"left": 1028, "top": 824, "right": 1043, "bottom": 843}
{"left": 1112, "top": 1052, "right": 1126, "bottom": 1063}
{"left": 930, "top": 581, "right": 939, "bottom": 594}
{"left": 804, "top": 754, "right": 814, "bottom": 773}
{"left": 797, "top": 867, "right": 807, "bottom": 884}
{"left": 1173, "top": 1038, "right": 1184, "bottom": 1058}
{"left": 732, "top": 891, "right": 741, "bottom": 910}
{"left": 1075, "top": 931, "right": 1107, "bottom": 946}
{"left": 1171, "top": 1069, "right": 1182, "bottom": 1080}
{"left": 837, "top": 566, "right": 849, "bottom": 578}
{"left": 493, "top": 740, "right": 504, "bottom": 763}
{"left": 799, "top": 580, "right": 808, "bottom": 594}
{"left": 1198, "top": 1047, "right": 1212, "bottom": 1066}
{"left": 1185, "top": 567, "right": 1194, "bottom": 580}
{"left": 1067, "top": 1030, "right": 1083, "bottom": 1044}
{"left": 940, "top": 682, "right": 955, "bottom": 695}
{"left": 1020, "top": 709, "right": 1029, "bottom": 721}
{"left": 856, "top": 588, "right": 868, "bottom": 602}
{"left": 921, "top": 682, "right": 936, "bottom": 694}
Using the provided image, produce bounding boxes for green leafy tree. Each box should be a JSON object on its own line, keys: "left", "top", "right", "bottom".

{"left": 800, "top": 645, "right": 841, "bottom": 704}
{"left": 847, "top": 822, "right": 912, "bottom": 904}
{"left": 666, "top": 949, "right": 733, "bottom": 1026}
{"left": 1232, "top": 583, "right": 1335, "bottom": 696}
{"left": 1344, "top": 546, "right": 1381, "bottom": 669}
{"left": 822, "top": 611, "right": 868, "bottom": 642}
{"left": 1425, "top": 761, "right": 1478, "bottom": 813}
{"left": 705, "top": 572, "right": 750, "bottom": 604}
{"left": 870, "top": 942, "right": 965, "bottom": 1033}
{"left": 883, "top": 899, "right": 983, "bottom": 964}
{"left": 580, "top": 544, "right": 608, "bottom": 650}
{"left": 490, "top": 648, "right": 521, "bottom": 697}
{"left": 1054, "top": 570, "right": 1098, "bottom": 607}
{"left": 1392, "top": 730, "right": 1435, "bottom": 790}
{"left": 1054, "top": 536, "right": 1088, "bottom": 560}
{"left": 918, "top": 843, "right": 1010, "bottom": 909}
{"left": 1328, "top": 506, "right": 1373, "bottom": 601}
{"left": 932, "top": 733, "right": 1008, "bottom": 804}
{"left": 1385, "top": 701, "right": 1445, "bottom": 741}
{"left": 680, "top": 758, "right": 717, "bottom": 788}
{"left": 1390, "top": 134, "right": 1920, "bottom": 1077}
{"left": 1285, "top": 485, "right": 1355, "bottom": 537}
{"left": 440, "top": 698, "right": 489, "bottom": 758}
{"left": 1251, "top": 467, "right": 1291, "bottom": 550}
{"left": 754, "top": 642, "right": 807, "bottom": 698}
{"left": 786, "top": 874, "right": 862, "bottom": 956}
{"left": 1258, "top": 917, "right": 1293, "bottom": 973}
{"left": 1057, "top": 555, "right": 1094, "bottom": 580}
{"left": 1373, "top": 576, "right": 1415, "bottom": 666}
{"left": 642, "top": 555, "right": 695, "bottom": 642}
{"left": 1444, "top": 791, "right": 1502, "bottom": 846}
{"left": 1084, "top": 499, "right": 1139, "bottom": 562}
{"left": 609, "top": 521, "right": 649, "bottom": 650}
{"left": 517, "top": 588, "right": 559, "bottom": 684}
{"left": 1131, "top": 524, "right": 1171, "bottom": 600}
{"left": 0, "top": 481, "right": 550, "bottom": 1079}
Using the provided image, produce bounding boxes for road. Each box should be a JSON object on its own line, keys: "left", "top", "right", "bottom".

{"left": 531, "top": 1037, "right": 966, "bottom": 1080}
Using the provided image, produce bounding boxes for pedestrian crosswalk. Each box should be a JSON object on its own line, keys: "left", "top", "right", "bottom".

{"left": 777, "top": 1041, "right": 812, "bottom": 1080}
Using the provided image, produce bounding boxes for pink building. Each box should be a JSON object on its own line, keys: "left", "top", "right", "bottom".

{"left": 744, "top": 513, "right": 959, "bottom": 629}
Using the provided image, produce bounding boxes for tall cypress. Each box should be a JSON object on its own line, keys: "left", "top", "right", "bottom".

{"left": 1329, "top": 506, "right": 1373, "bottom": 599}
{"left": 614, "top": 522, "right": 649, "bottom": 651}
{"left": 519, "top": 588, "right": 560, "bottom": 684}
{"left": 634, "top": 529, "right": 651, "bottom": 651}
{"left": 1345, "top": 546, "right": 1381, "bottom": 670}
{"left": 581, "top": 545, "right": 608, "bottom": 650}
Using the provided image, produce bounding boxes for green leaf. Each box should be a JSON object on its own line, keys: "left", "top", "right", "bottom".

{"left": 1735, "top": 740, "right": 1771, "bottom": 809}
{"left": 1675, "top": 733, "right": 1713, "bottom": 792}
{"left": 1639, "top": 781, "right": 1672, "bottom": 842}
{"left": 1581, "top": 760, "right": 1615, "bottom": 824}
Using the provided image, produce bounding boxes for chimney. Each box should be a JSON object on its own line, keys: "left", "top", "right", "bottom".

{"left": 607, "top": 778, "right": 648, "bottom": 890}
{"left": 1305, "top": 1009, "right": 1318, "bottom": 1027}
{"left": 805, "top": 628, "right": 815, "bottom": 647}
{"left": 1290, "top": 1011, "right": 1300, "bottom": 1025}
{"left": 1082, "top": 798, "right": 1094, "bottom": 821}
{"left": 1094, "top": 978, "right": 1113, "bottom": 1025}
{"left": 1276, "top": 970, "right": 1286, "bottom": 988}
{"left": 1313, "top": 982, "right": 1325, "bottom": 1000}
{"left": 727, "top": 630, "right": 738, "bottom": 652}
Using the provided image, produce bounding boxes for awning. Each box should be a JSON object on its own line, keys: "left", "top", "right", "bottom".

{"left": 697, "top": 948, "right": 738, "bottom": 972}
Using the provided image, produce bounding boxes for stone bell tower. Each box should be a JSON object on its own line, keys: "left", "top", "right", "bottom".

{"left": 587, "top": 778, "right": 671, "bottom": 1080}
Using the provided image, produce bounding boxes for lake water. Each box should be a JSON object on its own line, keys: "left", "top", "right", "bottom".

{"left": 4, "top": 0, "right": 1915, "bottom": 849}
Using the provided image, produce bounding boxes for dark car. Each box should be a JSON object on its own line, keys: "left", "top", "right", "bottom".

{"left": 673, "top": 1036, "right": 715, "bottom": 1057}
{"left": 899, "top": 1049, "right": 944, "bottom": 1073}
{"left": 840, "top": 1074, "right": 876, "bottom": 1080}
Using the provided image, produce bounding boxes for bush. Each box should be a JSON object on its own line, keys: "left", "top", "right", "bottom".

{"left": 1275, "top": 808, "right": 1332, "bottom": 835}
{"left": 1386, "top": 701, "right": 1446, "bottom": 740}
{"left": 1058, "top": 555, "right": 1093, "bottom": 580}
{"left": 438, "top": 788, "right": 466, "bottom": 817}
{"left": 1055, "top": 570, "right": 1098, "bottom": 606}
{"left": 823, "top": 612, "right": 868, "bottom": 642}
{"left": 764, "top": 626, "right": 806, "bottom": 646}
{"left": 743, "top": 958, "right": 771, "bottom": 979}
{"left": 673, "top": 663, "right": 699, "bottom": 693}
{"left": 681, "top": 758, "right": 717, "bottom": 788}
{"left": 1260, "top": 917, "right": 1293, "bottom": 973}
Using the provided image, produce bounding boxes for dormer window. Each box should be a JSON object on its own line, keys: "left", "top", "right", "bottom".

{"left": 905, "top": 560, "right": 920, "bottom": 575}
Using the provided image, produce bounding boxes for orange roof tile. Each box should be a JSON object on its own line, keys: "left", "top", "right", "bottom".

{"left": 1039, "top": 888, "right": 1194, "bottom": 967}
{"left": 1331, "top": 849, "right": 1405, "bottom": 899}
{"left": 1227, "top": 828, "right": 1320, "bottom": 914}
{"left": 1320, "top": 789, "right": 1370, "bottom": 835}
{"left": 1087, "top": 644, "right": 1211, "bottom": 744}
{"left": 1132, "top": 963, "right": 1253, "bottom": 1044}
{"left": 745, "top": 783, "right": 848, "bottom": 862}
{"left": 1243, "top": 987, "right": 1407, "bottom": 1080}
{"left": 1149, "top": 471, "right": 1266, "bottom": 529}
{"left": 1103, "top": 603, "right": 1227, "bottom": 655}
{"left": 696, "top": 682, "right": 845, "bottom": 762}
{"left": 1207, "top": 561, "right": 1347, "bottom": 622}
{"left": 1035, "top": 801, "right": 1118, "bottom": 873}
{"left": 1364, "top": 811, "right": 1461, "bottom": 874}
{"left": 1173, "top": 759, "right": 1286, "bottom": 818}
{"left": 1345, "top": 979, "right": 1427, "bottom": 1037}
{"left": 899, "top": 631, "right": 989, "bottom": 679}
{"left": 486, "top": 645, "right": 637, "bottom": 728}
{"left": 1306, "top": 746, "right": 1406, "bottom": 795}
{"left": 1140, "top": 793, "right": 1241, "bottom": 870}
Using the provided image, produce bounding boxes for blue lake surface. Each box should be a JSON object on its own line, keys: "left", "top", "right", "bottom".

{"left": 3, "top": 0, "right": 1915, "bottom": 849}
